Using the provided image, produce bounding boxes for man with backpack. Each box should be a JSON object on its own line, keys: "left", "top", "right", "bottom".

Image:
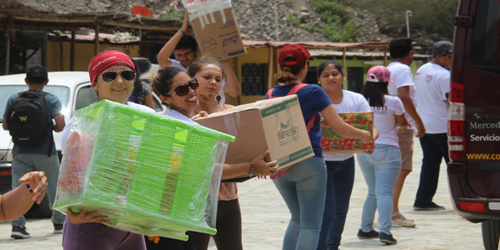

{"left": 2, "top": 65, "right": 66, "bottom": 239}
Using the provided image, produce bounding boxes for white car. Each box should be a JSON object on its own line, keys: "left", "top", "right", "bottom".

{"left": 0, "top": 71, "right": 164, "bottom": 216}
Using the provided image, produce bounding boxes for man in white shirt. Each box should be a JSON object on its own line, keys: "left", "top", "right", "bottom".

{"left": 156, "top": 12, "right": 240, "bottom": 103}
{"left": 413, "top": 41, "right": 452, "bottom": 211}
{"left": 387, "top": 38, "right": 426, "bottom": 227}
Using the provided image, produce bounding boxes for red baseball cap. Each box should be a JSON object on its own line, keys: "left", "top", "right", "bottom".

{"left": 278, "top": 44, "right": 311, "bottom": 66}
{"left": 366, "top": 65, "right": 393, "bottom": 83}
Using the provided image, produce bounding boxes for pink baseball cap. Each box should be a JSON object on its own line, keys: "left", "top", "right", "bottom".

{"left": 366, "top": 65, "right": 393, "bottom": 83}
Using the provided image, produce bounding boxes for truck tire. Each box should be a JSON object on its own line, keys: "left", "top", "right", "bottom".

{"left": 481, "top": 219, "right": 500, "bottom": 250}
{"left": 25, "top": 194, "right": 52, "bottom": 218}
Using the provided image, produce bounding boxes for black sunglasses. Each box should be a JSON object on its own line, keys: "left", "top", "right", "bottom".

{"left": 169, "top": 78, "right": 199, "bottom": 97}
{"left": 101, "top": 70, "right": 136, "bottom": 83}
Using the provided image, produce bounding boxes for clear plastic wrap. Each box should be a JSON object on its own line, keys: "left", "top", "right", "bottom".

{"left": 53, "top": 100, "right": 235, "bottom": 241}
{"left": 182, "top": 0, "right": 232, "bottom": 29}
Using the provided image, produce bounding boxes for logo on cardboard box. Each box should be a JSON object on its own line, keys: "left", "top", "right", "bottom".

{"left": 202, "top": 38, "right": 217, "bottom": 51}
{"left": 276, "top": 115, "right": 300, "bottom": 146}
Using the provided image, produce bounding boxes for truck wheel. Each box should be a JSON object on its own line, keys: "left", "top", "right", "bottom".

{"left": 36, "top": 195, "right": 53, "bottom": 218}
{"left": 482, "top": 219, "right": 500, "bottom": 250}
{"left": 25, "top": 194, "right": 52, "bottom": 218}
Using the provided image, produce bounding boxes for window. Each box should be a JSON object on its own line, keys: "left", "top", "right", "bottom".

{"left": 241, "top": 63, "right": 267, "bottom": 95}
{"left": 0, "top": 86, "right": 70, "bottom": 119}
{"left": 471, "top": 0, "right": 500, "bottom": 74}
{"left": 75, "top": 85, "right": 98, "bottom": 111}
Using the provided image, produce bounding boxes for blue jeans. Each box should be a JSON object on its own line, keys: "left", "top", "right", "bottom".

{"left": 272, "top": 156, "right": 327, "bottom": 250}
{"left": 317, "top": 157, "right": 355, "bottom": 250}
{"left": 357, "top": 145, "right": 401, "bottom": 235}
{"left": 11, "top": 154, "right": 66, "bottom": 226}
{"left": 414, "top": 133, "right": 450, "bottom": 207}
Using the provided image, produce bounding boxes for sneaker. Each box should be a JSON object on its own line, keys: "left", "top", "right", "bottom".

{"left": 357, "top": 229, "right": 380, "bottom": 239}
{"left": 11, "top": 225, "right": 30, "bottom": 239}
{"left": 414, "top": 202, "right": 446, "bottom": 211}
{"left": 53, "top": 223, "right": 63, "bottom": 234}
{"left": 380, "top": 232, "right": 397, "bottom": 245}
{"left": 392, "top": 211, "right": 416, "bottom": 227}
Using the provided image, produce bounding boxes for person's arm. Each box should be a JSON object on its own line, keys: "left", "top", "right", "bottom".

{"left": 321, "top": 104, "right": 372, "bottom": 143}
{"left": 0, "top": 171, "right": 48, "bottom": 222}
{"left": 220, "top": 60, "right": 241, "bottom": 97}
{"left": 395, "top": 114, "right": 409, "bottom": 134}
{"left": 397, "top": 86, "right": 426, "bottom": 137}
{"left": 157, "top": 10, "right": 190, "bottom": 69}
{"left": 372, "top": 126, "right": 379, "bottom": 141}
{"left": 53, "top": 114, "right": 65, "bottom": 132}
{"left": 144, "top": 94, "right": 155, "bottom": 110}
{"left": 2, "top": 117, "right": 7, "bottom": 130}
{"left": 221, "top": 150, "right": 278, "bottom": 179}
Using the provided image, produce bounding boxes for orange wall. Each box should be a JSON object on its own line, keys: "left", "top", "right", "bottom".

{"left": 46, "top": 41, "right": 140, "bottom": 72}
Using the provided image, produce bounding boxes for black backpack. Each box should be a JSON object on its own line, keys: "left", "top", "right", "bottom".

{"left": 6, "top": 90, "right": 53, "bottom": 156}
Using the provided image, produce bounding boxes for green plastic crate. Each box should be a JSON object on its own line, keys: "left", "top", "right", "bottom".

{"left": 54, "top": 100, "right": 234, "bottom": 241}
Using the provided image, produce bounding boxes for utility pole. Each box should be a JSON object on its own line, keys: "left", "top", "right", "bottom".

{"left": 406, "top": 10, "right": 412, "bottom": 38}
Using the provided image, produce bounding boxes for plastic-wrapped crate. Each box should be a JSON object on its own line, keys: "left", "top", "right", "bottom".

{"left": 53, "top": 100, "right": 235, "bottom": 241}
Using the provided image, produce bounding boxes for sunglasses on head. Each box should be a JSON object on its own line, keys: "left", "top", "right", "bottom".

{"left": 169, "top": 78, "right": 199, "bottom": 97}
{"left": 100, "top": 70, "right": 136, "bottom": 83}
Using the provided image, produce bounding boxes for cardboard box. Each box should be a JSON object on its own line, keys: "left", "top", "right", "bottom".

{"left": 320, "top": 112, "right": 375, "bottom": 154}
{"left": 196, "top": 95, "right": 314, "bottom": 178}
{"left": 190, "top": 7, "right": 247, "bottom": 60}
{"left": 53, "top": 100, "right": 235, "bottom": 241}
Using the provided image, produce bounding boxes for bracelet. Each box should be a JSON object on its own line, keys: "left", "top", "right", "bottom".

{"left": 179, "top": 29, "right": 186, "bottom": 35}
{"left": 248, "top": 162, "right": 254, "bottom": 177}
{"left": 26, "top": 184, "right": 33, "bottom": 193}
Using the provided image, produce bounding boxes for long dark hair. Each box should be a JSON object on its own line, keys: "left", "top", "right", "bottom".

{"left": 151, "top": 67, "right": 185, "bottom": 107}
{"left": 361, "top": 81, "right": 389, "bottom": 107}
{"left": 274, "top": 57, "right": 306, "bottom": 83}
{"left": 188, "top": 58, "right": 226, "bottom": 80}
{"left": 316, "top": 60, "right": 344, "bottom": 76}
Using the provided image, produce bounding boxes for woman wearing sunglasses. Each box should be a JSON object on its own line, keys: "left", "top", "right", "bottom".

{"left": 60, "top": 50, "right": 155, "bottom": 250}
{"left": 150, "top": 65, "right": 278, "bottom": 250}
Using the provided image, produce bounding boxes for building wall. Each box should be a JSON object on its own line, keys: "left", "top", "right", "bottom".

{"left": 46, "top": 41, "right": 140, "bottom": 72}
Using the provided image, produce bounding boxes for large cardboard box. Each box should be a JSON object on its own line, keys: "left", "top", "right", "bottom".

{"left": 320, "top": 112, "right": 375, "bottom": 153}
{"left": 196, "top": 95, "right": 314, "bottom": 177}
{"left": 190, "top": 7, "right": 247, "bottom": 60}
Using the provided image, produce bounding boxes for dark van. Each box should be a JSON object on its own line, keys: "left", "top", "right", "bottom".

{"left": 448, "top": 0, "right": 500, "bottom": 249}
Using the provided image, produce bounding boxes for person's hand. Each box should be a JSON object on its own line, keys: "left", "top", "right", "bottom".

{"left": 148, "top": 236, "right": 160, "bottom": 244}
{"left": 415, "top": 121, "right": 426, "bottom": 137}
{"left": 67, "top": 208, "right": 110, "bottom": 224}
{"left": 363, "top": 148, "right": 375, "bottom": 154}
{"left": 396, "top": 125, "right": 408, "bottom": 134}
{"left": 359, "top": 130, "right": 372, "bottom": 144}
{"left": 181, "top": 9, "right": 190, "bottom": 33}
{"left": 192, "top": 111, "right": 208, "bottom": 120}
{"left": 251, "top": 150, "right": 279, "bottom": 176}
{"left": 18, "top": 171, "right": 47, "bottom": 204}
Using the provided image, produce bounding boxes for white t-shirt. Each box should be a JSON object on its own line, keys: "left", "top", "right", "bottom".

{"left": 414, "top": 62, "right": 450, "bottom": 134}
{"left": 61, "top": 102, "right": 155, "bottom": 154}
{"left": 387, "top": 61, "right": 416, "bottom": 130}
{"left": 324, "top": 90, "right": 371, "bottom": 162}
{"left": 171, "top": 59, "right": 227, "bottom": 104}
{"left": 162, "top": 108, "right": 198, "bottom": 125}
{"left": 371, "top": 95, "right": 405, "bottom": 147}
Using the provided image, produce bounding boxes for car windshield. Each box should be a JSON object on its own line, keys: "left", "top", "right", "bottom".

{"left": 0, "top": 85, "right": 70, "bottom": 122}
